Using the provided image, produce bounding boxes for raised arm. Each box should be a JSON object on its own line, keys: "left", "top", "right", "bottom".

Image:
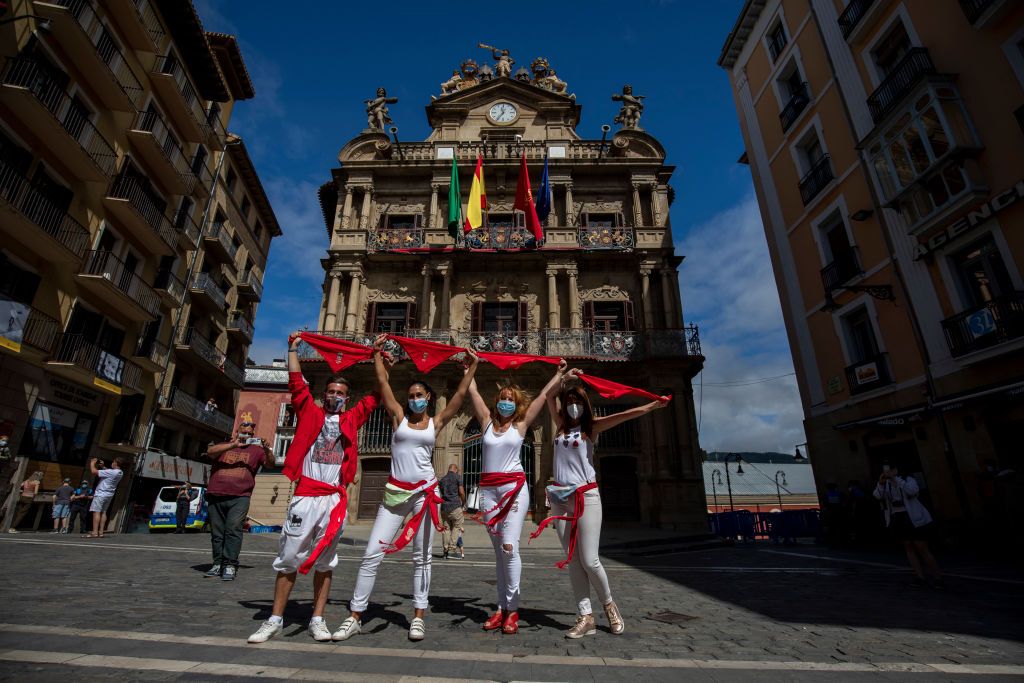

{"left": 466, "top": 377, "right": 491, "bottom": 428}
{"left": 288, "top": 332, "right": 302, "bottom": 372}
{"left": 436, "top": 350, "right": 480, "bottom": 431}
{"left": 520, "top": 360, "right": 566, "bottom": 435}
{"left": 544, "top": 363, "right": 568, "bottom": 434}
{"left": 592, "top": 398, "right": 669, "bottom": 436}
{"left": 372, "top": 334, "right": 403, "bottom": 424}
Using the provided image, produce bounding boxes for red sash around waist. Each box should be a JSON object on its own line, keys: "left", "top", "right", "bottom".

{"left": 381, "top": 476, "right": 443, "bottom": 554}
{"left": 475, "top": 472, "right": 527, "bottom": 530}
{"left": 292, "top": 475, "right": 347, "bottom": 575}
{"left": 529, "top": 481, "right": 599, "bottom": 569}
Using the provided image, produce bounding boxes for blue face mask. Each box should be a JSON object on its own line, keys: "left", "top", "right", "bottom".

{"left": 408, "top": 397, "right": 428, "bottom": 413}
{"left": 496, "top": 400, "right": 516, "bottom": 417}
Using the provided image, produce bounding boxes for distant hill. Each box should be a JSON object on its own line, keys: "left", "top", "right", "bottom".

{"left": 703, "top": 451, "right": 806, "bottom": 465}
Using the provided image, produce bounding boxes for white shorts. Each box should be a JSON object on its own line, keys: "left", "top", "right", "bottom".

{"left": 272, "top": 494, "right": 346, "bottom": 574}
{"left": 89, "top": 495, "right": 113, "bottom": 513}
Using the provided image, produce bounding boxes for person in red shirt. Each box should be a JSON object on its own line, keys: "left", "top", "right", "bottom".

{"left": 203, "top": 414, "right": 274, "bottom": 580}
{"left": 247, "top": 332, "right": 381, "bottom": 645}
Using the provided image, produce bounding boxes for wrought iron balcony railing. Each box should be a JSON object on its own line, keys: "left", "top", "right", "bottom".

{"left": 845, "top": 352, "right": 893, "bottom": 395}
{"left": 779, "top": 82, "right": 810, "bottom": 133}
{"left": 799, "top": 154, "right": 834, "bottom": 205}
{"left": 131, "top": 0, "right": 165, "bottom": 46}
{"left": 192, "top": 153, "right": 214, "bottom": 194}
{"left": 227, "top": 311, "right": 254, "bottom": 340}
{"left": 578, "top": 226, "right": 634, "bottom": 250}
{"left": 820, "top": 247, "right": 863, "bottom": 292}
{"left": 177, "top": 327, "right": 242, "bottom": 384}
{"left": 164, "top": 387, "right": 233, "bottom": 434}
{"left": 456, "top": 331, "right": 544, "bottom": 355}
{"left": 0, "top": 155, "right": 90, "bottom": 258}
{"left": 172, "top": 206, "right": 201, "bottom": 247}
{"left": 208, "top": 220, "right": 240, "bottom": 263}
{"left": 107, "top": 169, "right": 178, "bottom": 249}
{"left": 80, "top": 250, "right": 161, "bottom": 317}
{"left": 2, "top": 304, "right": 61, "bottom": 354}
{"left": 52, "top": 333, "right": 143, "bottom": 393}
{"left": 153, "top": 268, "right": 184, "bottom": 304}
{"left": 941, "top": 292, "right": 1024, "bottom": 357}
{"left": 460, "top": 225, "right": 536, "bottom": 250}
{"left": 207, "top": 108, "right": 227, "bottom": 147}
{"left": 368, "top": 227, "right": 424, "bottom": 251}
{"left": 837, "top": 0, "right": 876, "bottom": 38}
{"left": 132, "top": 108, "right": 196, "bottom": 191}
{"left": 959, "top": 0, "right": 996, "bottom": 24}
{"left": 0, "top": 57, "right": 117, "bottom": 177}
{"left": 190, "top": 272, "right": 227, "bottom": 310}
{"left": 237, "top": 270, "right": 264, "bottom": 300}
{"left": 135, "top": 336, "right": 170, "bottom": 368}
{"left": 153, "top": 54, "right": 210, "bottom": 136}
{"left": 866, "top": 48, "right": 937, "bottom": 123}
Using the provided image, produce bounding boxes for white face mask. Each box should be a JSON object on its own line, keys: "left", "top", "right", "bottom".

{"left": 567, "top": 404, "right": 583, "bottom": 420}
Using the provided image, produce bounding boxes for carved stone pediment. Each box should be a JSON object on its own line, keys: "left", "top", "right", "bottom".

{"left": 572, "top": 200, "right": 624, "bottom": 215}
{"left": 366, "top": 288, "right": 414, "bottom": 302}
{"left": 338, "top": 132, "right": 391, "bottom": 163}
{"left": 610, "top": 129, "right": 666, "bottom": 159}
{"left": 580, "top": 284, "right": 631, "bottom": 301}
{"left": 377, "top": 202, "right": 426, "bottom": 215}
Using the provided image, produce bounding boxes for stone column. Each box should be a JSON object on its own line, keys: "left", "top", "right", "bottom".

{"left": 344, "top": 271, "right": 362, "bottom": 332}
{"left": 563, "top": 182, "right": 574, "bottom": 227}
{"left": 660, "top": 268, "right": 676, "bottom": 328}
{"left": 323, "top": 271, "right": 341, "bottom": 330}
{"left": 640, "top": 266, "right": 654, "bottom": 330}
{"left": 631, "top": 182, "right": 643, "bottom": 227}
{"left": 340, "top": 186, "right": 354, "bottom": 228}
{"left": 317, "top": 297, "right": 327, "bottom": 330}
{"left": 567, "top": 267, "right": 580, "bottom": 328}
{"left": 438, "top": 263, "right": 452, "bottom": 330}
{"left": 358, "top": 186, "right": 373, "bottom": 230}
{"left": 428, "top": 184, "right": 439, "bottom": 230}
{"left": 419, "top": 263, "right": 432, "bottom": 328}
{"left": 650, "top": 183, "right": 663, "bottom": 227}
{"left": 546, "top": 267, "right": 559, "bottom": 329}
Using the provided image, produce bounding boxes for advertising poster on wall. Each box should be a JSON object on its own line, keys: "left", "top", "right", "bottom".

{"left": 20, "top": 400, "right": 96, "bottom": 465}
{"left": 0, "top": 296, "right": 29, "bottom": 353}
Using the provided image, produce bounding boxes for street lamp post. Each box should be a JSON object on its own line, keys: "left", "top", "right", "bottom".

{"left": 775, "top": 470, "right": 787, "bottom": 509}
{"left": 723, "top": 454, "right": 744, "bottom": 512}
{"left": 711, "top": 470, "right": 723, "bottom": 512}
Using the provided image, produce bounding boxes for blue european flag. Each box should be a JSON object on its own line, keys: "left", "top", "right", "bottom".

{"left": 535, "top": 154, "right": 551, "bottom": 222}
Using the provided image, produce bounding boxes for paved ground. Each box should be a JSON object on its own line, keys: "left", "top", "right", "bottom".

{"left": 0, "top": 524, "right": 1021, "bottom": 682}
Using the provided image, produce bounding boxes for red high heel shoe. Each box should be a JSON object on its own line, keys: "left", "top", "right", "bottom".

{"left": 483, "top": 609, "right": 504, "bottom": 631}
{"left": 502, "top": 611, "right": 519, "bottom": 634}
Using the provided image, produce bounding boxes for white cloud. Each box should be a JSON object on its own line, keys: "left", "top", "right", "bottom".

{"left": 678, "top": 193, "right": 807, "bottom": 453}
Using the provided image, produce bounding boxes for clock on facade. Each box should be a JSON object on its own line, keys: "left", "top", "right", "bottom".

{"left": 487, "top": 102, "right": 518, "bottom": 124}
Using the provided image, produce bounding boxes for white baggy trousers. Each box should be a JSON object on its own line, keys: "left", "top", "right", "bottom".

{"left": 480, "top": 481, "right": 530, "bottom": 612}
{"left": 551, "top": 487, "right": 612, "bottom": 616}
{"left": 350, "top": 490, "right": 434, "bottom": 612}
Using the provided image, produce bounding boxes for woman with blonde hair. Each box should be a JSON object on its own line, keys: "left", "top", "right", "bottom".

{"left": 466, "top": 360, "right": 567, "bottom": 635}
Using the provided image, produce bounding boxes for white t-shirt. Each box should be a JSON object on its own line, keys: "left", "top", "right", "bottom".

{"left": 94, "top": 468, "right": 123, "bottom": 497}
{"left": 552, "top": 429, "right": 596, "bottom": 486}
{"left": 482, "top": 422, "right": 525, "bottom": 474}
{"left": 302, "top": 414, "right": 343, "bottom": 485}
{"left": 390, "top": 417, "right": 436, "bottom": 484}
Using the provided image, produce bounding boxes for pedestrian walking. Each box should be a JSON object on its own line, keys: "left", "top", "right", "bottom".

{"left": 438, "top": 464, "right": 465, "bottom": 560}
{"left": 205, "top": 414, "right": 274, "bottom": 579}
{"left": 332, "top": 335, "right": 478, "bottom": 644}
{"left": 51, "top": 477, "right": 74, "bottom": 533}
{"left": 466, "top": 361, "right": 564, "bottom": 635}
{"left": 247, "top": 333, "right": 379, "bottom": 644}
{"left": 874, "top": 465, "right": 943, "bottom": 588}
{"left": 86, "top": 458, "right": 127, "bottom": 538}
{"left": 175, "top": 483, "right": 193, "bottom": 533}
{"left": 535, "top": 371, "right": 668, "bottom": 638}
{"left": 68, "top": 480, "right": 92, "bottom": 534}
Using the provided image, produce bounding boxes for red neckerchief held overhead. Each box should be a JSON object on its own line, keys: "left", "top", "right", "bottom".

{"left": 530, "top": 481, "right": 599, "bottom": 569}
{"left": 387, "top": 335, "right": 465, "bottom": 373}
{"left": 474, "top": 471, "right": 528, "bottom": 529}
{"left": 575, "top": 372, "right": 672, "bottom": 403}
{"left": 297, "top": 332, "right": 374, "bottom": 372}
{"left": 293, "top": 475, "right": 347, "bottom": 575}
{"left": 380, "top": 477, "right": 444, "bottom": 554}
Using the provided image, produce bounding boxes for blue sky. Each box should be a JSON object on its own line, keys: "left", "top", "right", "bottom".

{"left": 196, "top": 0, "right": 807, "bottom": 453}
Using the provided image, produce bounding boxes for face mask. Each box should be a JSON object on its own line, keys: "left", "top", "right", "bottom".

{"left": 567, "top": 404, "right": 583, "bottom": 420}
{"left": 324, "top": 395, "right": 346, "bottom": 412}
{"left": 496, "top": 400, "right": 516, "bottom": 417}
{"left": 408, "top": 397, "right": 428, "bottom": 413}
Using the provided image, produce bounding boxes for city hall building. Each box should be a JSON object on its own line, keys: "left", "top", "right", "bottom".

{"left": 297, "top": 54, "right": 707, "bottom": 530}
{"left": 719, "top": 0, "right": 1024, "bottom": 526}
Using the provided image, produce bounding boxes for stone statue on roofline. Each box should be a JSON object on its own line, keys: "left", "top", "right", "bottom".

{"left": 441, "top": 70, "right": 463, "bottom": 96}
{"left": 365, "top": 87, "right": 398, "bottom": 132}
{"left": 479, "top": 43, "right": 514, "bottom": 78}
{"left": 612, "top": 84, "right": 645, "bottom": 130}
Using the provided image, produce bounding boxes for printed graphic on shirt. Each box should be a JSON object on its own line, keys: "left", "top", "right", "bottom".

{"left": 311, "top": 418, "right": 343, "bottom": 465}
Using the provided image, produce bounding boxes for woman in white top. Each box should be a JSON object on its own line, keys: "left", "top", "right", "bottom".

{"left": 541, "top": 370, "right": 668, "bottom": 639}
{"left": 873, "top": 465, "right": 942, "bottom": 587}
{"left": 334, "top": 335, "right": 479, "bottom": 643}
{"left": 466, "top": 360, "right": 568, "bottom": 635}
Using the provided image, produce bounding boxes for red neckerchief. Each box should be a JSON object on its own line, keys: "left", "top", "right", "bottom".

{"left": 292, "top": 476, "right": 347, "bottom": 574}
{"left": 530, "top": 481, "right": 599, "bottom": 569}
{"left": 477, "top": 352, "right": 560, "bottom": 370}
{"left": 387, "top": 335, "right": 465, "bottom": 373}
{"left": 474, "top": 472, "right": 527, "bottom": 529}
{"left": 380, "top": 477, "right": 444, "bottom": 554}
{"left": 298, "top": 333, "right": 373, "bottom": 372}
{"left": 576, "top": 372, "right": 672, "bottom": 403}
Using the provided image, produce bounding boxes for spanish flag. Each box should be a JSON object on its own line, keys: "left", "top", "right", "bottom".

{"left": 463, "top": 154, "right": 486, "bottom": 233}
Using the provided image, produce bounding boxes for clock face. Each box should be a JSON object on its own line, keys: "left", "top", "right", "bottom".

{"left": 488, "top": 102, "right": 518, "bottom": 124}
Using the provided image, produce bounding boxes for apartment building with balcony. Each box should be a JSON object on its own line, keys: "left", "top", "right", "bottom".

{"left": 719, "top": 0, "right": 1024, "bottom": 526}
{"left": 0, "top": 0, "right": 280, "bottom": 531}
{"left": 298, "top": 62, "right": 706, "bottom": 530}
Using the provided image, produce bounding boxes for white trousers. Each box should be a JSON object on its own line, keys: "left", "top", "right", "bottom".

{"left": 480, "top": 482, "right": 530, "bottom": 612}
{"left": 551, "top": 487, "right": 612, "bottom": 616}
{"left": 350, "top": 491, "right": 434, "bottom": 612}
{"left": 272, "top": 494, "right": 344, "bottom": 574}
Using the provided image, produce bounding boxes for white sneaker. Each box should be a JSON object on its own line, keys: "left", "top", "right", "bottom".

{"left": 332, "top": 616, "right": 360, "bottom": 641}
{"left": 247, "top": 619, "right": 283, "bottom": 644}
{"left": 409, "top": 617, "right": 425, "bottom": 641}
{"left": 308, "top": 618, "right": 331, "bottom": 642}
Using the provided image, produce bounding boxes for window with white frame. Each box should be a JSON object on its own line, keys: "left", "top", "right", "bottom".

{"left": 841, "top": 306, "right": 880, "bottom": 364}
{"left": 950, "top": 236, "right": 1014, "bottom": 310}
{"left": 797, "top": 129, "right": 825, "bottom": 173}
{"left": 871, "top": 20, "right": 912, "bottom": 78}
{"left": 766, "top": 18, "right": 788, "bottom": 63}
{"left": 273, "top": 434, "right": 292, "bottom": 466}
{"left": 819, "top": 211, "right": 854, "bottom": 264}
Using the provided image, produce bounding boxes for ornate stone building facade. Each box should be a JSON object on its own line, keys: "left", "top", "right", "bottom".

{"left": 303, "top": 52, "right": 706, "bottom": 530}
